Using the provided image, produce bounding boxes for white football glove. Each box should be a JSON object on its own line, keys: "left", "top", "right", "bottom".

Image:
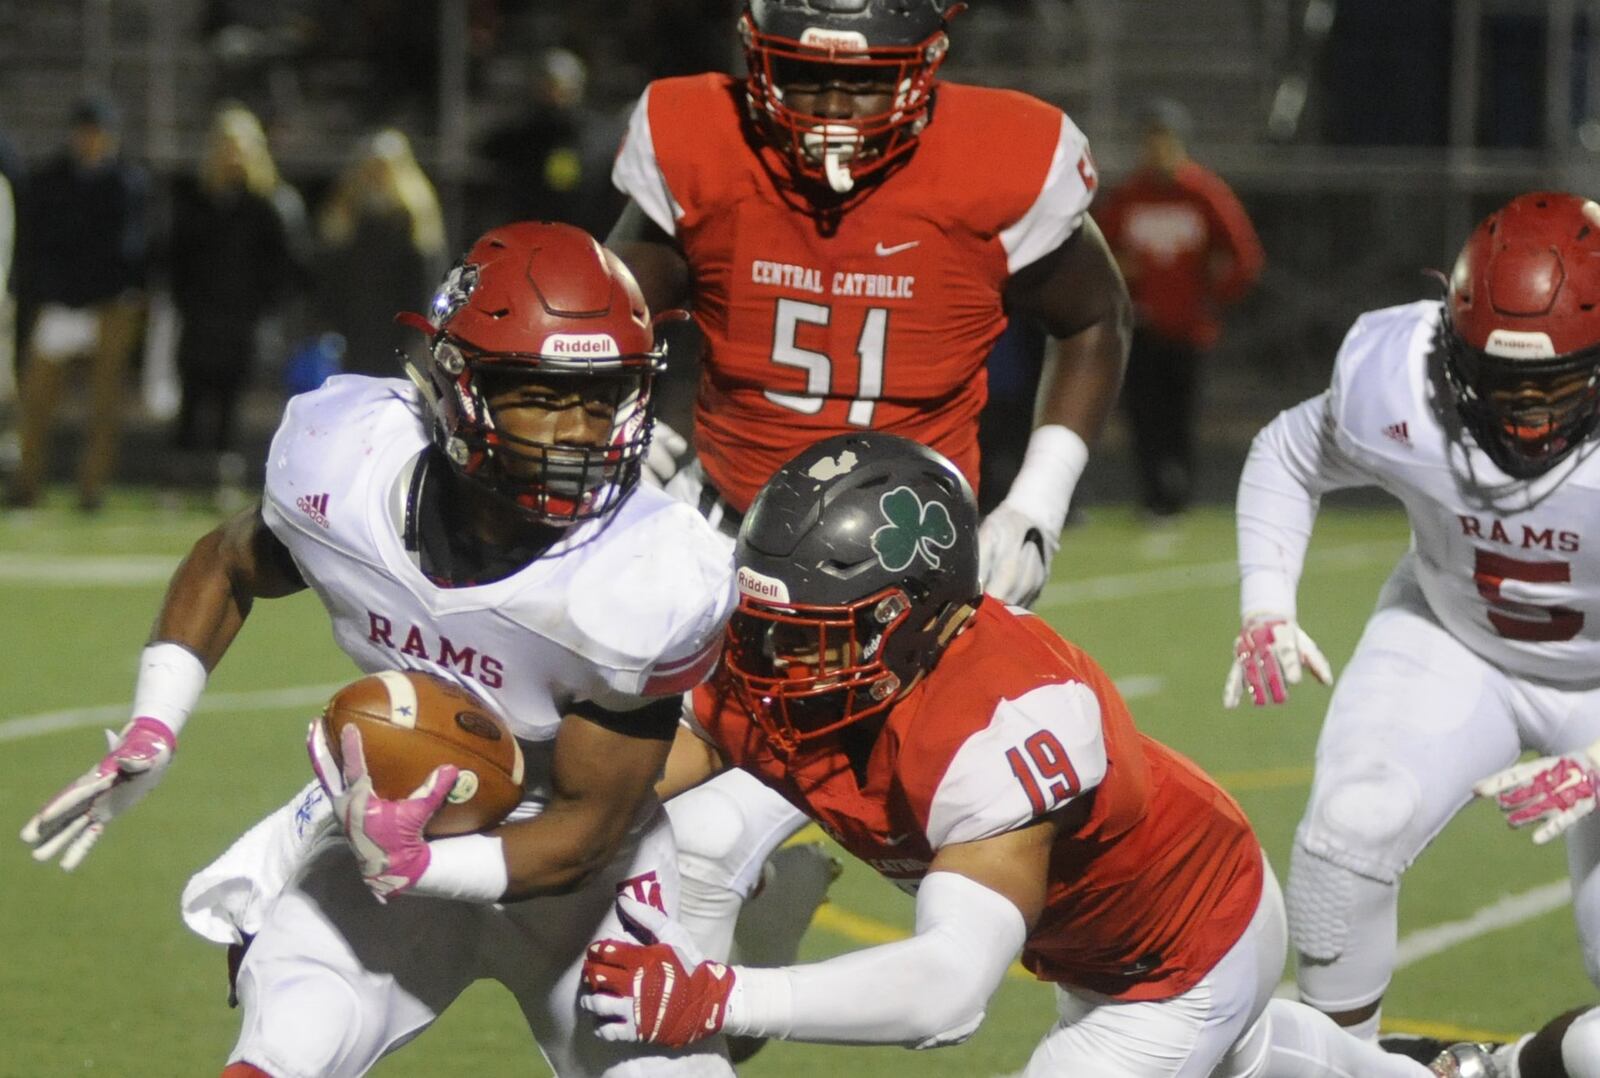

{"left": 1222, "top": 614, "right": 1333, "bottom": 708}
{"left": 21, "top": 717, "right": 177, "bottom": 870}
{"left": 1474, "top": 740, "right": 1600, "bottom": 845}
{"left": 979, "top": 503, "right": 1059, "bottom": 607}
{"left": 643, "top": 420, "right": 691, "bottom": 491}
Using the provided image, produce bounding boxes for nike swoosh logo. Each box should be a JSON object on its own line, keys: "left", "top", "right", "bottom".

{"left": 874, "top": 240, "right": 920, "bottom": 257}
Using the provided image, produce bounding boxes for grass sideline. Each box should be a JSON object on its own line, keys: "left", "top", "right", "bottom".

{"left": 0, "top": 494, "right": 1589, "bottom": 1075}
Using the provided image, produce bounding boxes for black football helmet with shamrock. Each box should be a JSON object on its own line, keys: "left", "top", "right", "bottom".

{"left": 723, "top": 432, "right": 981, "bottom": 751}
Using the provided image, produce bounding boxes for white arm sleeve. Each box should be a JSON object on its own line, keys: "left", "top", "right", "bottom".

{"left": 725, "top": 871, "right": 1027, "bottom": 1048}
{"left": 1237, "top": 392, "right": 1368, "bottom": 617}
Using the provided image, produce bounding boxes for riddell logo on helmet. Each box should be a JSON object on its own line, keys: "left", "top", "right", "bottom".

{"left": 544, "top": 333, "right": 620, "bottom": 357}
{"left": 799, "top": 27, "right": 869, "bottom": 50}
{"left": 1485, "top": 329, "right": 1556, "bottom": 358}
{"left": 737, "top": 566, "right": 790, "bottom": 603}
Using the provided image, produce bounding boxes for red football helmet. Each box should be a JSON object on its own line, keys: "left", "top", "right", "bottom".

{"left": 740, "top": 0, "right": 961, "bottom": 195}
{"left": 1445, "top": 191, "right": 1600, "bottom": 477}
{"left": 399, "top": 221, "right": 666, "bottom": 524}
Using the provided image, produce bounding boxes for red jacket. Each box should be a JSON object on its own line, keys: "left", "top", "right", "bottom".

{"left": 1096, "top": 160, "right": 1263, "bottom": 348}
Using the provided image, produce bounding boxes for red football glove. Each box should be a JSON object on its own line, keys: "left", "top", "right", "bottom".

{"left": 581, "top": 894, "right": 735, "bottom": 1047}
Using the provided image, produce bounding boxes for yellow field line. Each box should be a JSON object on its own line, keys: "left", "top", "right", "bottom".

{"left": 1213, "top": 764, "right": 1314, "bottom": 791}
{"left": 1381, "top": 1017, "right": 1520, "bottom": 1045}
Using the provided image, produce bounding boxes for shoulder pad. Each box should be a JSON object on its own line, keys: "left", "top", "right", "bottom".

{"left": 563, "top": 491, "right": 736, "bottom": 699}
{"left": 1328, "top": 300, "right": 1442, "bottom": 456}
{"left": 925, "top": 679, "right": 1108, "bottom": 848}
{"left": 263, "top": 376, "right": 424, "bottom": 537}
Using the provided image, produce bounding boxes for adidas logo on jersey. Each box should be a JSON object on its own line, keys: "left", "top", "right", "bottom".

{"left": 297, "top": 492, "right": 331, "bottom": 528}
{"left": 1382, "top": 421, "right": 1411, "bottom": 448}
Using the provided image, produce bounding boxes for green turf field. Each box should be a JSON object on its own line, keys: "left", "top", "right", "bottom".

{"left": 1, "top": 492, "right": 1591, "bottom": 1076}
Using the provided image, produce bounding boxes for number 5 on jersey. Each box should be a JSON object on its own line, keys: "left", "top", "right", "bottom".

{"left": 764, "top": 297, "right": 889, "bottom": 427}
{"left": 1007, "top": 730, "right": 1081, "bottom": 815}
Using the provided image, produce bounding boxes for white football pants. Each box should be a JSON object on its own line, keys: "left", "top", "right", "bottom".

{"left": 1021, "top": 868, "right": 1432, "bottom": 1076}
{"left": 664, "top": 767, "right": 810, "bottom": 961}
{"left": 228, "top": 805, "right": 733, "bottom": 1078}
{"left": 1289, "top": 562, "right": 1600, "bottom": 1012}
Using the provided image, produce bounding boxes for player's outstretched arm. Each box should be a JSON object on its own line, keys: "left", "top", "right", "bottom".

{"left": 21, "top": 504, "right": 306, "bottom": 869}
{"left": 983, "top": 220, "right": 1131, "bottom": 606}
{"left": 1475, "top": 739, "right": 1600, "bottom": 845}
{"left": 581, "top": 816, "right": 1054, "bottom": 1049}
{"left": 1223, "top": 396, "right": 1355, "bottom": 708}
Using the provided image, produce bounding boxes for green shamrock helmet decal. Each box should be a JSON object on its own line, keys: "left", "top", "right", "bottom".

{"left": 870, "top": 486, "right": 957, "bottom": 573}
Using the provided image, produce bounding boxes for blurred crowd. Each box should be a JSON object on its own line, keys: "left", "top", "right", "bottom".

{"left": 0, "top": 0, "right": 739, "bottom": 513}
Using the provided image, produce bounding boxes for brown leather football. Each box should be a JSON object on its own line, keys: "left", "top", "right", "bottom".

{"left": 321, "top": 670, "right": 524, "bottom": 837}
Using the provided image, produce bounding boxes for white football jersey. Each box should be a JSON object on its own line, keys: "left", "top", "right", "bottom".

{"left": 1307, "top": 300, "right": 1600, "bottom": 684}
{"left": 261, "top": 375, "right": 737, "bottom": 761}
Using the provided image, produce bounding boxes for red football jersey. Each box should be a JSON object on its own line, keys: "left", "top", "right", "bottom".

{"left": 614, "top": 75, "right": 1097, "bottom": 511}
{"left": 690, "top": 599, "right": 1264, "bottom": 1001}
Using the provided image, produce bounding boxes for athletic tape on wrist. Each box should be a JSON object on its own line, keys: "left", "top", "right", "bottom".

{"left": 1001, "top": 424, "right": 1088, "bottom": 536}
{"left": 130, "top": 642, "right": 208, "bottom": 738}
{"left": 415, "top": 833, "right": 509, "bottom": 903}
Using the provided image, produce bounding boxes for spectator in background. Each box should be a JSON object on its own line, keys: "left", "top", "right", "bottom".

{"left": 313, "top": 127, "right": 446, "bottom": 376}
{"left": 166, "top": 103, "right": 307, "bottom": 478}
{"left": 475, "top": 48, "right": 615, "bottom": 238}
{"left": 1097, "top": 98, "right": 1263, "bottom": 518}
{"left": 7, "top": 95, "right": 149, "bottom": 512}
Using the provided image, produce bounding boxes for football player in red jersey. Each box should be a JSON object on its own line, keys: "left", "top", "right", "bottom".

{"left": 609, "top": 0, "right": 1131, "bottom": 1002}
{"left": 576, "top": 433, "right": 1438, "bottom": 1076}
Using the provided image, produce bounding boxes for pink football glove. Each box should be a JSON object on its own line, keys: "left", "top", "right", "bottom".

{"left": 21, "top": 717, "right": 177, "bottom": 871}
{"left": 307, "top": 721, "right": 456, "bottom": 901}
{"left": 1222, "top": 615, "right": 1333, "bottom": 708}
{"left": 581, "top": 893, "right": 736, "bottom": 1047}
{"left": 1474, "top": 743, "right": 1600, "bottom": 845}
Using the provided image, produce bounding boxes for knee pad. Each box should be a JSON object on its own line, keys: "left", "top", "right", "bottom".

{"left": 665, "top": 772, "right": 806, "bottom": 898}
{"left": 1285, "top": 843, "right": 1399, "bottom": 1012}
{"left": 1297, "top": 758, "right": 1425, "bottom": 883}
{"left": 666, "top": 783, "right": 759, "bottom": 892}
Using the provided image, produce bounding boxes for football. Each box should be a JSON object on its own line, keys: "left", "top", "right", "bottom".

{"left": 321, "top": 669, "right": 524, "bottom": 837}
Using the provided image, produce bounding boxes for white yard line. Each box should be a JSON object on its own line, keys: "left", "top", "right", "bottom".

{"left": 0, "top": 552, "right": 180, "bottom": 587}
{"left": 0, "top": 684, "right": 343, "bottom": 742}
{"left": 0, "top": 538, "right": 1405, "bottom": 595}
{"left": 0, "top": 674, "right": 1164, "bottom": 745}
{"left": 1036, "top": 540, "right": 1401, "bottom": 608}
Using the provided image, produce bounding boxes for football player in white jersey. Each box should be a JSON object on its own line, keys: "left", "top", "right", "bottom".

{"left": 19, "top": 222, "right": 737, "bottom": 1078}
{"left": 1221, "top": 191, "right": 1600, "bottom": 1043}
